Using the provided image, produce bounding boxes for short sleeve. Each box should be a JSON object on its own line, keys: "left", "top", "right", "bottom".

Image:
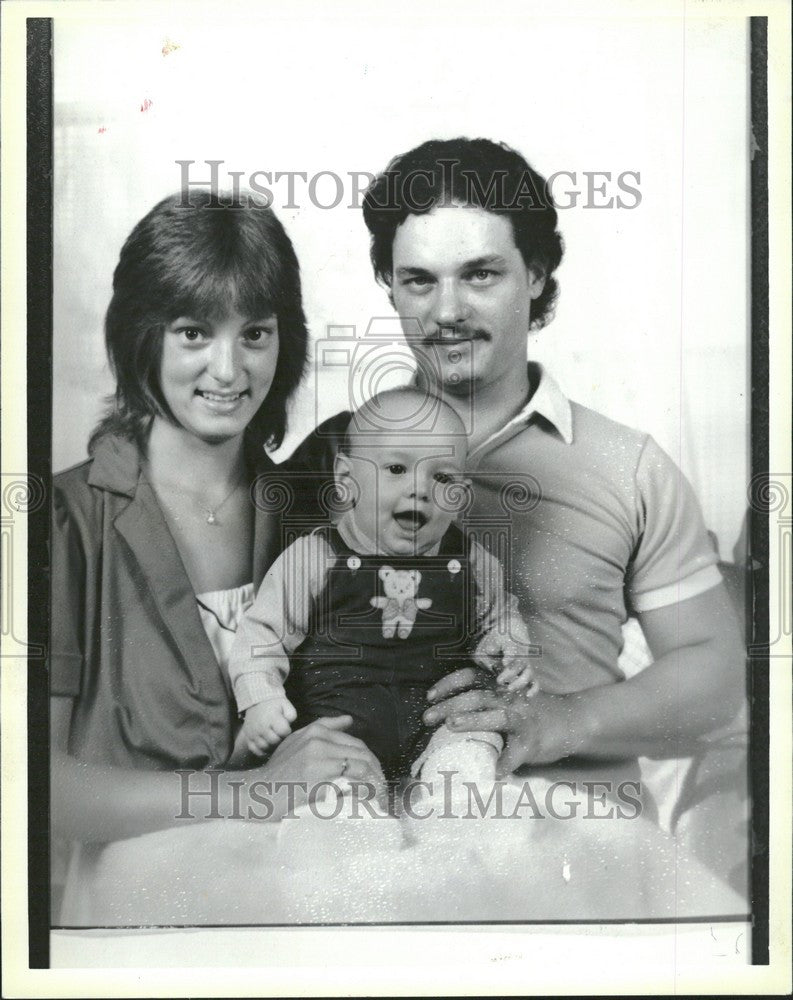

{"left": 626, "top": 436, "right": 721, "bottom": 614}
{"left": 50, "top": 488, "right": 89, "bottom": 697}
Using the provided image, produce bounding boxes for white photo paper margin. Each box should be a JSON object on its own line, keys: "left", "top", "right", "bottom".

{"left": 1, "top": 0, "right": 791, "bottom": 995}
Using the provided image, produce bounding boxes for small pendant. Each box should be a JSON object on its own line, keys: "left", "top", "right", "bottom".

{"left": 206, "top": 511, "right": 217, "bottom": 525}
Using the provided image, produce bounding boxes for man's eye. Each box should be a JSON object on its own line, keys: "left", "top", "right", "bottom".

{"left": 468, "top": 269, "right": 496, "bottom": 283}
{"left": 387, "top": 464, "right": 406, "bottom": 475}
{"left": 403, "top": 276, "right": 433, "bottom": 289}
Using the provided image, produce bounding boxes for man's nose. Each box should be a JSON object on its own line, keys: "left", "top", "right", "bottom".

{"left": 433, "top": 278, "right": 469, "bottom": 329}
{"left": 207, "top": 338, "right": 238, "bottom": 384}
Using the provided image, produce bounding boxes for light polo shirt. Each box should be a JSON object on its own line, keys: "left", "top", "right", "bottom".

{"left": 463, "top": 363, "right": 722, "bottom": 695}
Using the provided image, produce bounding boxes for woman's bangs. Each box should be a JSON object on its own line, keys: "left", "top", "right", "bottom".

{"left": 167, "top": 265, "right": 279, "bottom": 324}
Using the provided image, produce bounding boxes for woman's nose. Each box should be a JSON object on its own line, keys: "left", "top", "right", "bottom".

{"left": 206, "top": 338, "right": 238, "bottom": 384}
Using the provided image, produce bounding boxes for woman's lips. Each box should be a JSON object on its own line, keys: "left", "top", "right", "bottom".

{"left": 196, "top": 389, "right": 248, "bottom": 401}
{"left": 195, "top": 389, "right": 249, "bottom": 413}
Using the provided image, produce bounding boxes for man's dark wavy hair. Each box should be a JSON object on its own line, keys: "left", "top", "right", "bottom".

{"left": 362, "top": 137, "right": 564, "bottom": 329}
{"left": 89, "top": 190, "right": 309, "bottom": 454}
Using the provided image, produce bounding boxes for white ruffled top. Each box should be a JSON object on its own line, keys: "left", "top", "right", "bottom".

{"left": 195, "top": 583, "right": 255, "bottom": 682}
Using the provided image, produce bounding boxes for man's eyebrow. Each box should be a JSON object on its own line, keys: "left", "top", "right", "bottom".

{"left": 394, "top": 255, "right": 508, "bottom": 277}
{"left": 394, "top": 265, "right": 433, "bottom": 277}
{"left": 462, "top": 254, "right": 508, "bottom": 269}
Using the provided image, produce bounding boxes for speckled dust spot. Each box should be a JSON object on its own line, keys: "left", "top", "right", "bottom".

{"left": 562, "top": 859, "right": 571, "bottom": 882}
{"left": 162, "top": 38, "right": 180, "bottom": 56}
{"left": 98, "top": 127, "right": 107, "bottom": 134}
{"left": 140, "top": 98, "right": 153, "bottom": 113}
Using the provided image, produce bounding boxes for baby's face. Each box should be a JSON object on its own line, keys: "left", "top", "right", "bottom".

{"left": 339, "top": 430, "right": 468, "bottom": 556}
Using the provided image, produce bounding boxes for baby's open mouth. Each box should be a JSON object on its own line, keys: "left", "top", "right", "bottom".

{"left": 393, "top": 510, "right": 428, "bottom": 532}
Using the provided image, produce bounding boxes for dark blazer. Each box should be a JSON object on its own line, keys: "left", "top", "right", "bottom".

{"left": 51, "top": 434, "right": 283, "bottom": 770}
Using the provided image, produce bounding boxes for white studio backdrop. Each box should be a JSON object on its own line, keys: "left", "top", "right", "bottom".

{"left": 53, "top": 10, "right": 749, "bottom": 560}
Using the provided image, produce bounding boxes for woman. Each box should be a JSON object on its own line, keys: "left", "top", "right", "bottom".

{"left": 51, "top": 191, "right": 383, "bottom": 874}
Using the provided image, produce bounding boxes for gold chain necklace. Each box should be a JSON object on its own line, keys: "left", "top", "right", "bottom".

{"left": 203, "top": 477, "right": 244, "bottom": 525}
{"left": 148, "top": 472, "right": 246, "bottom": 526}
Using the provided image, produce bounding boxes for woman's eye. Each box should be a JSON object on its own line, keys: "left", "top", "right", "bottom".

{"left": 179, "top": 328, "right": 205, "bottom": 343}
{"left": 244, "top": 323, "right": 278, "bottom": 346}
{"left": 387, "top": 464, "right": 406, "bottom": 475}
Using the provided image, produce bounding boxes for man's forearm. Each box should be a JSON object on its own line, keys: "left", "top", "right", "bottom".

{"left": 568, "top": 640, "right": 746, "bottom": 760}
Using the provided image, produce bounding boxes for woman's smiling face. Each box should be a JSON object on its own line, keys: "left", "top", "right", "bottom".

{"left": 159, "top": 309, "right": 279, "bottom": 444}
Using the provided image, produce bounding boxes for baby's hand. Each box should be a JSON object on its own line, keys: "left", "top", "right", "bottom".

{"left": 474, "top": 632, "right": 537, "bottom": 693}
{"left": 495, "top": 653, "right": 536, "bottom": 693}
{"left": 242, "top": 697, "right": 298, "bottom": 755}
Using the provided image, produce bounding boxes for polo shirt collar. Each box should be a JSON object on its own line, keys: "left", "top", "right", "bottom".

{"left": 519, "top": 363, "right": 573, "bottom": 445}
{"left": 468, "top": 363, "right": 573, "bottom": 462}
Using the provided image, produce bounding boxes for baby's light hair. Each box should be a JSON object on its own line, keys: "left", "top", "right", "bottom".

{"left": 341, "top": 386, "right": 468, "bottom": 456}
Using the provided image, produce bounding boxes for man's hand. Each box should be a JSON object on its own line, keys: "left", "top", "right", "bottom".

{"left": 242, "top": 697, "right": 298, "bottom": 756}
{"left": 426, "top": 584, "right": 746, "bottom": 773}
{"left": 424, "top": 667, "right": 584, "bottom": 774}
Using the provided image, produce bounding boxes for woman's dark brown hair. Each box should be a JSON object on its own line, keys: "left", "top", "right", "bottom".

{"left": 90, "top": 190, "right": 309, "bottom": 453}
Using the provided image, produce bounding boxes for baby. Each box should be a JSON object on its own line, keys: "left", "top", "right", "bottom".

{"left": 229, "top": 386, "right": 535, "bottom": 784}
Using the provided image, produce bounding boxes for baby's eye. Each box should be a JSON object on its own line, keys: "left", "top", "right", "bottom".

{"left": 387, "top": 464, "right": 406, "bottom": 475}
{"left": 433, "top": 472, "right": 453, "bottom": 484}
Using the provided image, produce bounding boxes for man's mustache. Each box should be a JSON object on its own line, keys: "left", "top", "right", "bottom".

{"left": 410, "top": 326, "right": 491, "bottom": 345}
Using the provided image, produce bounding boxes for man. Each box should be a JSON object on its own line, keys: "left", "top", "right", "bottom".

{"left": 288, "top": 138, "right": 746, "bottom": 827}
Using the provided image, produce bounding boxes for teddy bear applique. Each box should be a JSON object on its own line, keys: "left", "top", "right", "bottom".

{"left": 370, "top": 565, "right": 432, "bottom": 639}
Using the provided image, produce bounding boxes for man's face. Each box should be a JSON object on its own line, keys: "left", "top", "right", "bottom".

{"left": 390, "top": 205, "right": 545, "bottom": 395}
